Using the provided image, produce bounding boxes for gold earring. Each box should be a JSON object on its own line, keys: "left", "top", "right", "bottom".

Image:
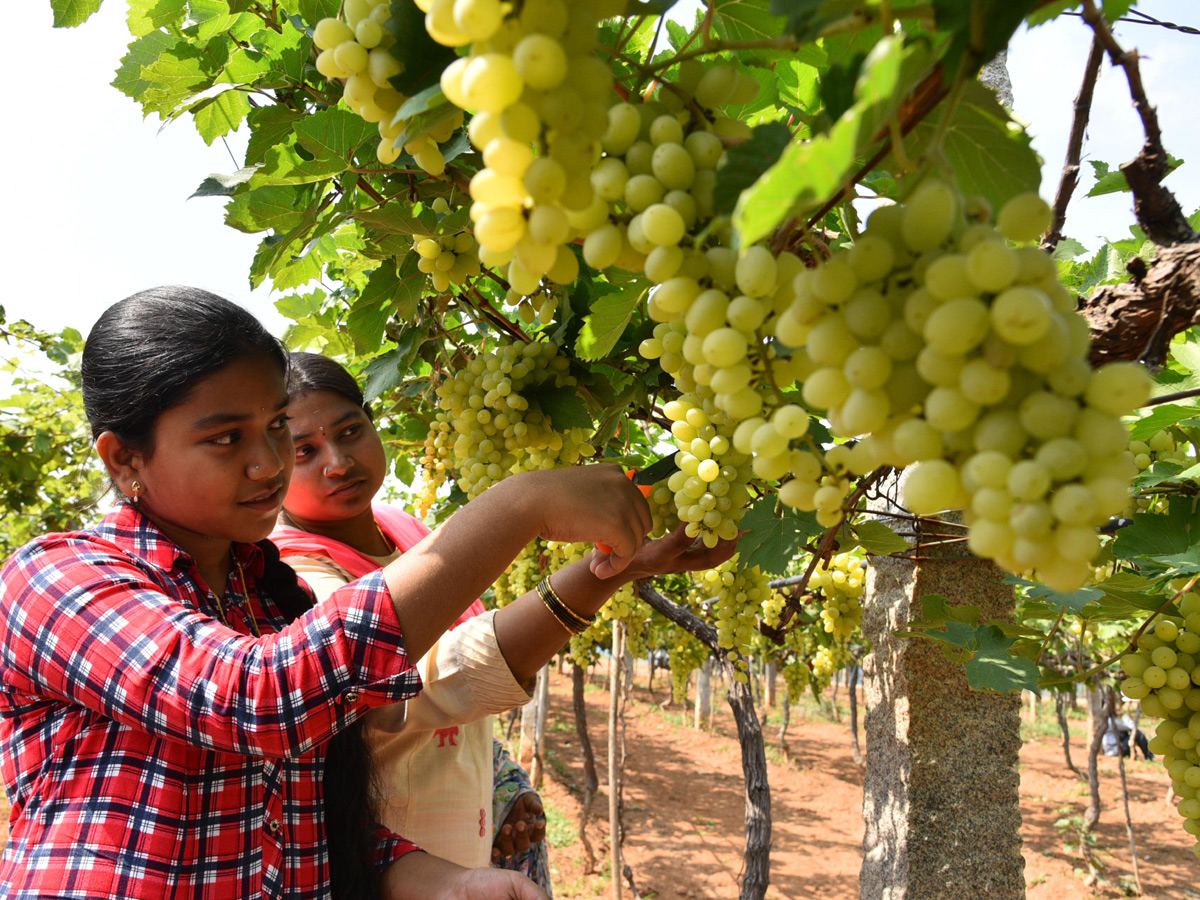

{"left": 130, "top": 481, "right": 143, "bottom": 504}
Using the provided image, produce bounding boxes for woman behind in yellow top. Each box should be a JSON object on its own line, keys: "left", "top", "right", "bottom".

{"left": 272, "top": 352, "right": 736, "bottom": 891}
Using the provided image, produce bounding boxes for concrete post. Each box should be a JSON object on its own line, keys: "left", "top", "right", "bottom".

{"left": 860, "top": 478, "right": 1025, "bottom": 900}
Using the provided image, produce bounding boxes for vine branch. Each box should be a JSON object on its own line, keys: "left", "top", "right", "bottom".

{"left": 1041, "top": 32, "right": 1105, "bottom": 253}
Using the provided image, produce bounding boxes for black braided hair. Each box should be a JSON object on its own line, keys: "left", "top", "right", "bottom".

{"left": 254, "top": 539, "right": 382, "bottom": 900}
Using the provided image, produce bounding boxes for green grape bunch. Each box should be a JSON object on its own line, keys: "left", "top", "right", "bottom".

{"left": 778, "top": 184, "right": 1150, "bottom": 592}
{"left": 431, "top": 339, "right": 595, "bottom": 498}
{"left": 313, "top": 3, "right": 463, "bottom": 172}
{"left": 1121, "top": 586, "right": 1200, "bottom": 858}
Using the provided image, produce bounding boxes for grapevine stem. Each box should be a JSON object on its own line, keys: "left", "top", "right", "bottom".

{"left": 1041, "top": 33, "right": 1105, "bottom": 253}
{"left": 769, "top": 468, "right": 890, "bottom": 635}
{"left": 1140, "top": 386, "right": 1200, "bottom": 408}
{"left": 1037, "top": 607, "right": 1068, "bottom": 665}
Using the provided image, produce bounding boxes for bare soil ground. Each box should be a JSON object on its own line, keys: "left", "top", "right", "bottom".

{"left": 0, "top": 664, "right": 1196, "bottom": 898}
{"left": 525, "top": 664, "right": 1200, "bottom": 900}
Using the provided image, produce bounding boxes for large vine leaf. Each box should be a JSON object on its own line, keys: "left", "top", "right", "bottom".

{"left": 51, "top": 0, "right": 104, "bottom": 27}
{"left": 901, "top": 79, "right": 1042, "bottom": 214}
{"left": 127, "top": 0, "right": 186, "bottom": 36}
{"left": 712, "top": 121, "right": 793, "bottom": 218}
{"left": 575, "top": 282, "right": 648, "bottom": 362}
{"left": 733, "top": 34, "right": 928, "bottom": 245}
{"left": 384, "top": 0, "right": 457, "bottom": 95}
{"left": 735, "top": 495, "right": 823, "bottom": 574}
{"left": 965, "top": 626, "right": 1041, "bottom": 694}
{"left": 349, "top": 255, "right": 425, "bottom": 353}
{"left": 1128, "top": 404, "right": 1200, "bottom": 442}
{"left": 524, "top": 384, "right": 593, "bottom": 431}
{"left": 1114, "top": 505, "right": 1200, "bottom": 575}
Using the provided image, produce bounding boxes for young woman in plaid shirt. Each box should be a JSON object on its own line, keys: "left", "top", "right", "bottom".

{"left": 0, "top": 287, "right": 718, "bottom": 900}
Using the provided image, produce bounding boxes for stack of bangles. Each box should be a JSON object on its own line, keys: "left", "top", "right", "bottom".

{"left": 535, "top": 577, "right": 596, "bottom": 635}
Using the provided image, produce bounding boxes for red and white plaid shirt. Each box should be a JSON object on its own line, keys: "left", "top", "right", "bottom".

{"left": 0, "top": 504, "right": 422, "bottom": 899}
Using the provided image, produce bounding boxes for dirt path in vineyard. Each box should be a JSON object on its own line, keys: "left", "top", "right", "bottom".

{"left": 530, "top": 664, "right": 1199, "bottom": 900}
{"left": 0, "top": 664, "right": 1195, "bottom": 898}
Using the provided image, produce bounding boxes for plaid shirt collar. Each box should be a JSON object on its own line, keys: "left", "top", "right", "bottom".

{"left": 97, "top": 502, "right": 267, "bottom": 579}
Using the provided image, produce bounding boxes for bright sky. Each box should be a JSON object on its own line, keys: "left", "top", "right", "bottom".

{"left": 5, "top": 2, "right": 1198, "bottom": 339}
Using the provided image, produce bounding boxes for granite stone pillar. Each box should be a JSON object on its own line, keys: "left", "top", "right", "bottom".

{"left": 860, "top": 481, "right": 1025, "bottom": 899}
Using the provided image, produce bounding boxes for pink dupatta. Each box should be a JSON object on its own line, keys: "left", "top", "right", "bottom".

{"left": 271, "top": 503, "right": 487, "bottom": 629}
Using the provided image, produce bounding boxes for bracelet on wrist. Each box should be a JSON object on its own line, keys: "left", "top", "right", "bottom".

{"left": 536, "top": 576, "right": 595, "bottom": 635}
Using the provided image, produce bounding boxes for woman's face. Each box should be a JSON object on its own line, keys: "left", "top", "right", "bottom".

{"left": 283, "top": 389, "right": 386, "bottom": 525}
{"left": 136, "top": 354, "right": 293, "bottom": 548}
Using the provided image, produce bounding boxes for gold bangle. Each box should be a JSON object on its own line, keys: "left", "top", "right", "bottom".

{"left": 541, "top": 576, "right": 595, "bottom": 630}
{"left": 536, "top": 577, "right": 594, "bottom": 635}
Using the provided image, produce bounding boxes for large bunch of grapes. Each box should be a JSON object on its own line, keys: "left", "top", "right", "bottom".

{"left": 428, "top": 0, "right": 619, "bottom": 296}
{"left": 774, "top": 184, "right": 1150, "bottom": 592}
{"left": 1120, "top": 587, "right": 1200, "bottom": 857}
{"left": 432, "top": 339, "right": 595, "bottom": 497}
{"left": 312, "top": 5, "right": 462, "bottom": 172}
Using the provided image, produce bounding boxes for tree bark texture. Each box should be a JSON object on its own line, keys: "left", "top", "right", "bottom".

{"left": 723, "top": 663, "right": 772, "bottom": 900}
{"left": 573, "top": 663, "right": 600, "bottom": 874}
{"left": 639, "top": 582, "right": 771, "bottom": 900}
{"left": 849, "top": 662, "right": 865, "bottom": 769}
{"left": 609, "top": 622, "right": 625, "bottom": 900}
{"left": 1055, "top": 691, "right": 1084, "bottom": 780}
{"left": 1081, "top": 243, "right": 1200, "bottom": 366}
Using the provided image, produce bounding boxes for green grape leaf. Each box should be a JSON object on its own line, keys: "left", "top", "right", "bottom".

{"left": 1114, "top": 505, "right": 1200, "bottom": 573}
{"left": 1087, "top": 156, "right": 1183, "bottom": 198}
{"left": 51, "top": 0, "right": 105, "bottom": 27}
{"left": 917, "top": 592, "right": 983, "bottom": 627}
{"left": 191, "top": 165, "right": 261, "bottom": 198}
{"left": 712, "top": 121, "right": 793, "bottom": 218}
{"left": 933, "top": 0, "right": 1041, "bottom": 76}
{"left": 294, "top": 107, "right": 377, "bottom": 163}
{"left": 362, "top": 330, "right": 426, "bottom": 402}
{"left": 384, "top": 0, "right": 458, "bottom": 95}
{"left": 902, "top": 80, "right": 1042, "bottom": 215}
{"left": 1052, "top": 238, "right": 1087, "bottom": 260}
{"left": 852, "top": 520, "right": 909, "bottom": 556}
{"left": 192, "top": 86, "right": 253, "bottom": 144}
{"left": 735, "top": 495, "right": 823, "bottom": 575}
{"left": 525, "top": 384, "right": 593, "bottom": 432}
{"left": 775, "top": 59, "right": 822, "bottom": 114}
{"left": 1128, "top": 404, "right": 1200, "bottom": 442}
{"left": 357, "top": 203, "right": 439, "bottom": 238}
{"left": 275, "top": 288, "right": 326, "bottom": 321}
{"left": 245, "top": 106, "right": 306, "bottom": 165}
{"left": 127, "top": 0, "right": 187, "bottom": 36}
{"left": 734, "top": 34, "right": 927, "bottom": 245}
{"left": 225, "top": 185, "right": 307, "bottom": 233}
{"left": 298, "top": 0, "right": 341, "bottom": 24}
{"left": 575, "top": 283, "right": 649, "bottom": 362}
{"left": 767, "top": 0, "right": 850, "bottom": 42}
{"left": 1006, "top": 576, "right": 1103, "bottom": 616}
{"left": 1103, "top": 0, "right": 1136, "bottom": 20}
{"left": 348, "top": 256, "right": 425, "bottom": 352}
{"left": 965, "top": 625, "right": 1042, "bottom": 693}
{"left": 1131, "top": 459, "right": 1187, "bottom": 491}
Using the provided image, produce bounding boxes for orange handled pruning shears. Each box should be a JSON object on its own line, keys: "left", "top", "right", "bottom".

{"left": 595, "top": 452, "right": 678, "bottom": 555}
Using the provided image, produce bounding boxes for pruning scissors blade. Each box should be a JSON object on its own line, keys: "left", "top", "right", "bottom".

{"left": 630, "top": 451, "right": 678, "bottom": 486}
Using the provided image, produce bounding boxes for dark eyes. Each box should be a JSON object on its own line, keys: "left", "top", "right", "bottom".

{"left": 209, "top": 414, "right": 291, "bottom": 447}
